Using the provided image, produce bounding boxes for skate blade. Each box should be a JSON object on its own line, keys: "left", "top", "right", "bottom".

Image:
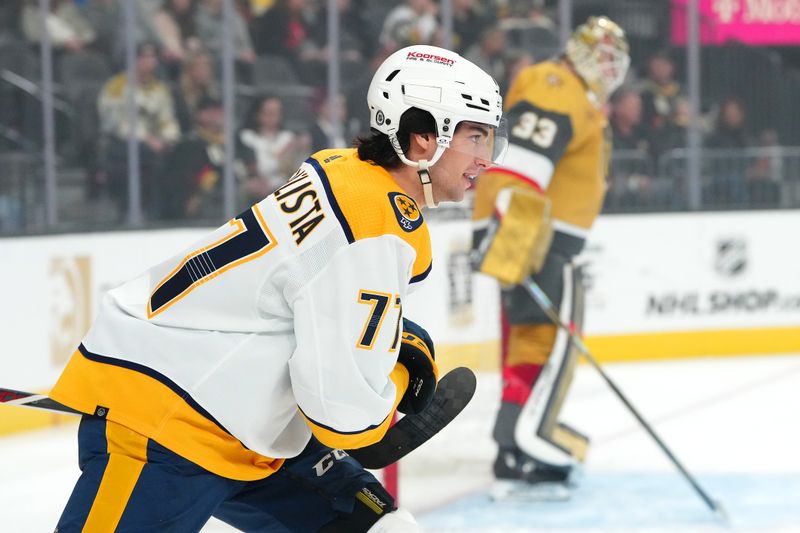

{"left": 490, "top": 480, "right": 572, "bottom": 502}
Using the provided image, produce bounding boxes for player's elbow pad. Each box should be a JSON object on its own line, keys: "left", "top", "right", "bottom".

{"left": 396, "top": 318, "right": 438, "bottom": 415}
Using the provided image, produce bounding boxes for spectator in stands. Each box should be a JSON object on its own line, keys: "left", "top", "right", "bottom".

{"left": 705, "top": 97, "right": 755, "bottom": 208}
{"left": 238, "top": 94, "right": 309, "bottom": 201}
{"left": 196, "top": 0, "right": 256, "bottom": 78}
{"left": 308, "top": 91, "right": 348, "bottom": 153}
{"left": 153, "top": 0, "right": 200, "bottom": 71}
{"left": 250, "top": 0, "right": 328, "bottom": 84}
{"left": 609, "top": 87, "right": 655, "bottom": 209}
{"left": 747, "top": 128, "right": 782, "bottom": 208}
{"left": 97, "top": 42, "right": 180, "bottom": 217}
{"left": 379, "top": 0, "right": 439, "bottom": 50}
{"left": 251, "top": 0, "right": 312, "bottom": 60}
{"left": 610, "top": 87, "right": 649, "bottom": 152}
{"left": 161, "top": 97, "right": 257, "bottom": 219}
{"left": 464, "top": 26, "right": 507, "bottom": 89}
{"left": 173, "top": 50, "right": 220, "bottom": 133}
{"left": 640, "top": 50, "right": 681, "bottom": 134}
{"left": 650, "top": 96, "right": 689, "bottom": 159}
{"left": 309, "top": 0, "right": 372, "bottom": 65}
{"left": 451, "top": 0, "right": 495, "bottom": 54}
{"left": 248, "top": 0, "right": 274, "bottom": 18}
{"left": 21, "top": 0, "right": 96, "bottom": 54}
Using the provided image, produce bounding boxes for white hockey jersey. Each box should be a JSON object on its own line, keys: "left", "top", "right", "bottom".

{"left": 51, "top": 149, "right": 432, "bottom": 481}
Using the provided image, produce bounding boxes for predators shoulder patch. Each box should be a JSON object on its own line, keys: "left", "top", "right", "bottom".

{"left": 388, "top": 192, "right": 423, "bottom": 232}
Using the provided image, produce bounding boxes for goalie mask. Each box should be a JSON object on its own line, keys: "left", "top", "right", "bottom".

{"left": 368, "top": 45, "right": 508, "bottom": 208}
{"left": 566, "top": 16, "right": 630, "bottom": 103}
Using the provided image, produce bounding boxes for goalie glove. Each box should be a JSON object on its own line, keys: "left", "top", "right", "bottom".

{"left": 396, "top": 318, "right": 439, "bottom": 415}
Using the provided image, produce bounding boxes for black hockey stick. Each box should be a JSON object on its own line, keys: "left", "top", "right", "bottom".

{"left": 346, "top": 366, "right": 477, "bottom": 469}
{"left": 0, "top": 388, "right": 82, "bottom": 415}
{"left": 523, "top": 278, "right": 727, "bottom": 520}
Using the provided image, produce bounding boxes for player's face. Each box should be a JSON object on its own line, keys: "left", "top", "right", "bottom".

{"left": 431, "top": 122, "right": 492, "bottom": 203}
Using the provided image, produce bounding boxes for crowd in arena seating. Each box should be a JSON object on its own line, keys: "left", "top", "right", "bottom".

{"left": 0, "top": 0, "right": 796, "bottom": 231}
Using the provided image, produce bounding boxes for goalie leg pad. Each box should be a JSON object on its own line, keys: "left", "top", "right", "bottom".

{"left": 553, "top": 422, "right": 590, "bottom": 463}
{"left": 513, "top": 262, "right": 587, "bottom": 468}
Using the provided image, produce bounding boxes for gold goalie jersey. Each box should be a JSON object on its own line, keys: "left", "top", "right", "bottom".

{"left": 474, "top": 60, "right": 610, "bottom": 238}
{"left": 51, "top": 149, "right": 431, "bottom": 481}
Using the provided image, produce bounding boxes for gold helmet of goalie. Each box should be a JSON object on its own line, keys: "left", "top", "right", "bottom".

{"left": 565, "top": 16, "right": 630, "bottom": 102}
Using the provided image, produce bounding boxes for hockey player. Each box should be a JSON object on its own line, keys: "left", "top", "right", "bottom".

{"left": 51, "top": 45, "right": 506, "bottom": 532}
{"left": 471, "top": 16, "right": 629, "bottom": 499}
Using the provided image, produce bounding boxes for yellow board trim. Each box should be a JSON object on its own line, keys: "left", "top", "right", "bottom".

{"left": 583, "top": 326, "right": 800, "bottom": 362}
{"left": 433, "top": 325, "right": 800, "bottom": 372}
{"left": 0, "top": 400, "right": 76, "bottom": 436}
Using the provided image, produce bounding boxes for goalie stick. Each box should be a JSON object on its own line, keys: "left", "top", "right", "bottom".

{"left": 346, "top": 366, "right": 477, "bottom": 469}
{"left": 523, "top": 277, "right": 727, "bottom": 520}
{"left": 1, "top": 367, "right": 477, "bottom": 470}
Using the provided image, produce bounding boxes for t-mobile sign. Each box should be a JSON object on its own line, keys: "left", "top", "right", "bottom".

{"left": 672, "top": 0, "right": 800, "bottom": 45}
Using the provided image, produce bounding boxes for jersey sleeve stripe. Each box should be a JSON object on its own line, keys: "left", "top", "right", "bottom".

{"left": 501, "top": 143, "right": 555, "bottom": 189}
{"left": 307, "top": 156, "right": 355, "bottom": 244}
{"left": 76, "top": 344, "right": 232, "bottom": 437}
{"left": 410, "top": 261, "right": 432, "bottom": 284}
{"left": 488, "top": 166, "right": 546, "bottom": 194}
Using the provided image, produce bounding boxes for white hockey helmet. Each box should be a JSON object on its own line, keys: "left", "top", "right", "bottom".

{"left": 565, "top": 16, "right": 630, "bottom": 103}
{"left": 367, "top": 45, "right": 507, "bottom": 207}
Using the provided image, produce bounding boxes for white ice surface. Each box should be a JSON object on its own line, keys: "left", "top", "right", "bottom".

{"left": 1, "top": 354, "right": 799, "bottom": 532}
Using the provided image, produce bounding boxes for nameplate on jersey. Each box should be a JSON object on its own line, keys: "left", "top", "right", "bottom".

{"left": 388, "top": 192, "right": 423, "bottom": 233}
{"left": 274, "top": 168, "right": 326, "bottom": 246}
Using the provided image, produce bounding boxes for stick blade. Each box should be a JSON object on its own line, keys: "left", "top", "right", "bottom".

{"left": 347, "top": 367, "right": 477, "bottom": 469}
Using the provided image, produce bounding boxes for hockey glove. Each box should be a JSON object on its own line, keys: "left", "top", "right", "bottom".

{"left": 396, "top": 318, "right": 439, "bottom": 415}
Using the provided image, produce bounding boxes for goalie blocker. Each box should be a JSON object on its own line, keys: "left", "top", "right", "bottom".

{"left": 471, "top": 172, "right": 554, "bottom": 286}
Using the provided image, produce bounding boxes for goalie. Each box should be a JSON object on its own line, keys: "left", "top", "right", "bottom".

{"left": 472, "top": 16, "right": 629, "bottom": 498}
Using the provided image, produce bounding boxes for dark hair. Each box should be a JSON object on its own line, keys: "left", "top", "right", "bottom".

{"left": 242, "top": 94, "right": 281, "bottom": 131}
{"left": 355, "top": 107, "right": 436, "bottom": 168}
{"left": 136, "top": 41, "right": 160, "bottom": 58}
{"left": 648, "top": 49, "right": 673, "bottom": 63}
{"left": 609, "top": 85, "right": 640, "bottom": 106}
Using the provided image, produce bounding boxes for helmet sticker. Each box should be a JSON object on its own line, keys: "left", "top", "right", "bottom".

{"left": 389, "top": 192, "right": 423, "bottom": 232}
{"left": 405, "top": 50, "right": 456, "bottom": 67}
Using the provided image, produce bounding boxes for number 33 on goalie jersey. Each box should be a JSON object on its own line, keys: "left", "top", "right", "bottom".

{"left": 479, "top": 60, "right": 610, "bottom": 235}
{"left": 51, "top": 148, "right": 432, "bottom": 481}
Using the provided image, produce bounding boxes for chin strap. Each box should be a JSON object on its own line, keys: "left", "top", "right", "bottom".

{"left": 388, "top": 132, "right": 447, "bottom": 209}
{"left": 417, "top": 159, "right": 437, "bottom": 209}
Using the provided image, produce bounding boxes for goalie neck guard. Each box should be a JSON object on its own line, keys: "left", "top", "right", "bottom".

{"left": 367, "top": 45, "right": 506, "bottom": 208}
